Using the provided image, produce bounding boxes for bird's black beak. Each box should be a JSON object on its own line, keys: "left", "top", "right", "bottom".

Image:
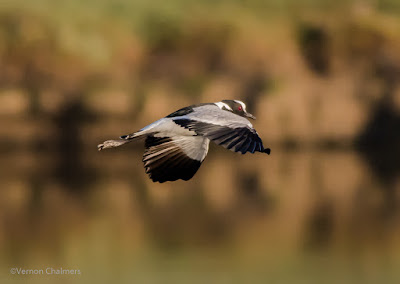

{"left": 245, "top": 112, "right": 256, "bottom": 120}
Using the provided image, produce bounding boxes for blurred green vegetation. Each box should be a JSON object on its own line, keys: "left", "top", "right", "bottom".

{"left": 1, "top": 0, "right": 399, "bottom": 147}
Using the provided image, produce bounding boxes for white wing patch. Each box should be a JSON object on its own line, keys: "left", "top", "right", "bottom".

{"left": 171, "top": 136, "right": 210, "bottom": 161}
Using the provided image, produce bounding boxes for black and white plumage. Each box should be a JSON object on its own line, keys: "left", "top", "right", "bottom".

{"left": 98, "top": 100, "right": 270, "bottom": 183}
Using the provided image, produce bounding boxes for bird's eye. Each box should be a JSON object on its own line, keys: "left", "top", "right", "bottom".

{"left": 238, "top": 106, "right": 243, "bottom": 111}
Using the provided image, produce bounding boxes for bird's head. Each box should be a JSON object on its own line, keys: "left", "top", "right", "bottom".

{"left": 215, "top": 100, "right": 256, "bottom": 119}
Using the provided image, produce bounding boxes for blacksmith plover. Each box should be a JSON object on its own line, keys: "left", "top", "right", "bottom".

{"left": 98, "top": 100, "right": 270, "bottom": 183}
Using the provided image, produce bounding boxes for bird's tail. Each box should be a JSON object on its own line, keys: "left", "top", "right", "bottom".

{"left": 97, "top": 131, "right": 145, "bottom": 151}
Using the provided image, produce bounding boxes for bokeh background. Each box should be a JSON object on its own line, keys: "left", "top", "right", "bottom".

{"left": 1, "top": 0, "right": 400, "bottom": 283}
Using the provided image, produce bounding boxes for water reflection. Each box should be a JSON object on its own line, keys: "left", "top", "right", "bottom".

{"left": 1, "top": 147, "right": 399, "bottom": 283}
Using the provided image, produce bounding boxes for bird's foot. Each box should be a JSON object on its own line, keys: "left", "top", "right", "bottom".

{"left": 97, "top": 139, "right": 127, "bottom": 151}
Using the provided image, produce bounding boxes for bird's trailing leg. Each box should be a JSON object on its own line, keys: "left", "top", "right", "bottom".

{"left": 98, "top": 131, "right": 145, "bottom": 151}
{"left": 97, "top": 139, "right": 130, "bottom": 151}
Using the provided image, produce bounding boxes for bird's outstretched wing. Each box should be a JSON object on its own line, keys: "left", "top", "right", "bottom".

{"left": 173, "top": 119, "right": 270, "bottom": 155}
{"left": 143, "top": 135, "right": 209, "bottom": 183}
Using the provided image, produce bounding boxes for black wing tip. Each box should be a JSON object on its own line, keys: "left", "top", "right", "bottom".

{"left": 150, "top": 176, "right": 194, "bottom": 183}
{"left": 148, "top": 169, "right": 198, "bottom": 183}
{"left": 263, "top": 148, "right": 271, "bottom": 155}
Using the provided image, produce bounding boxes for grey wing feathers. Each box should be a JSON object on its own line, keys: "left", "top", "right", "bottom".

{"left": 173, "top": 119, "right": 268, "bottom": 154}
{"left": 186, "top": 104, "right": 253, "bottom": 127}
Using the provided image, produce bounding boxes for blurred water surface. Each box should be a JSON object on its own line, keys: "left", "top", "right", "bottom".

{"left": 0, "top": 145, "right": 399, "bottom": 283}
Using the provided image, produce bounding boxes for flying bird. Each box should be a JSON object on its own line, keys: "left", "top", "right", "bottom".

{"left": 98, "top": 100, "right": 270, "bottom": 183}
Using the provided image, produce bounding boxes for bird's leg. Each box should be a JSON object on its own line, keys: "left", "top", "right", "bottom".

{"left": 97, "top": 139, "right": 130, "bottom": 151}
{"left": 263, "top": 148, "right": 271, "bottom": 155}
